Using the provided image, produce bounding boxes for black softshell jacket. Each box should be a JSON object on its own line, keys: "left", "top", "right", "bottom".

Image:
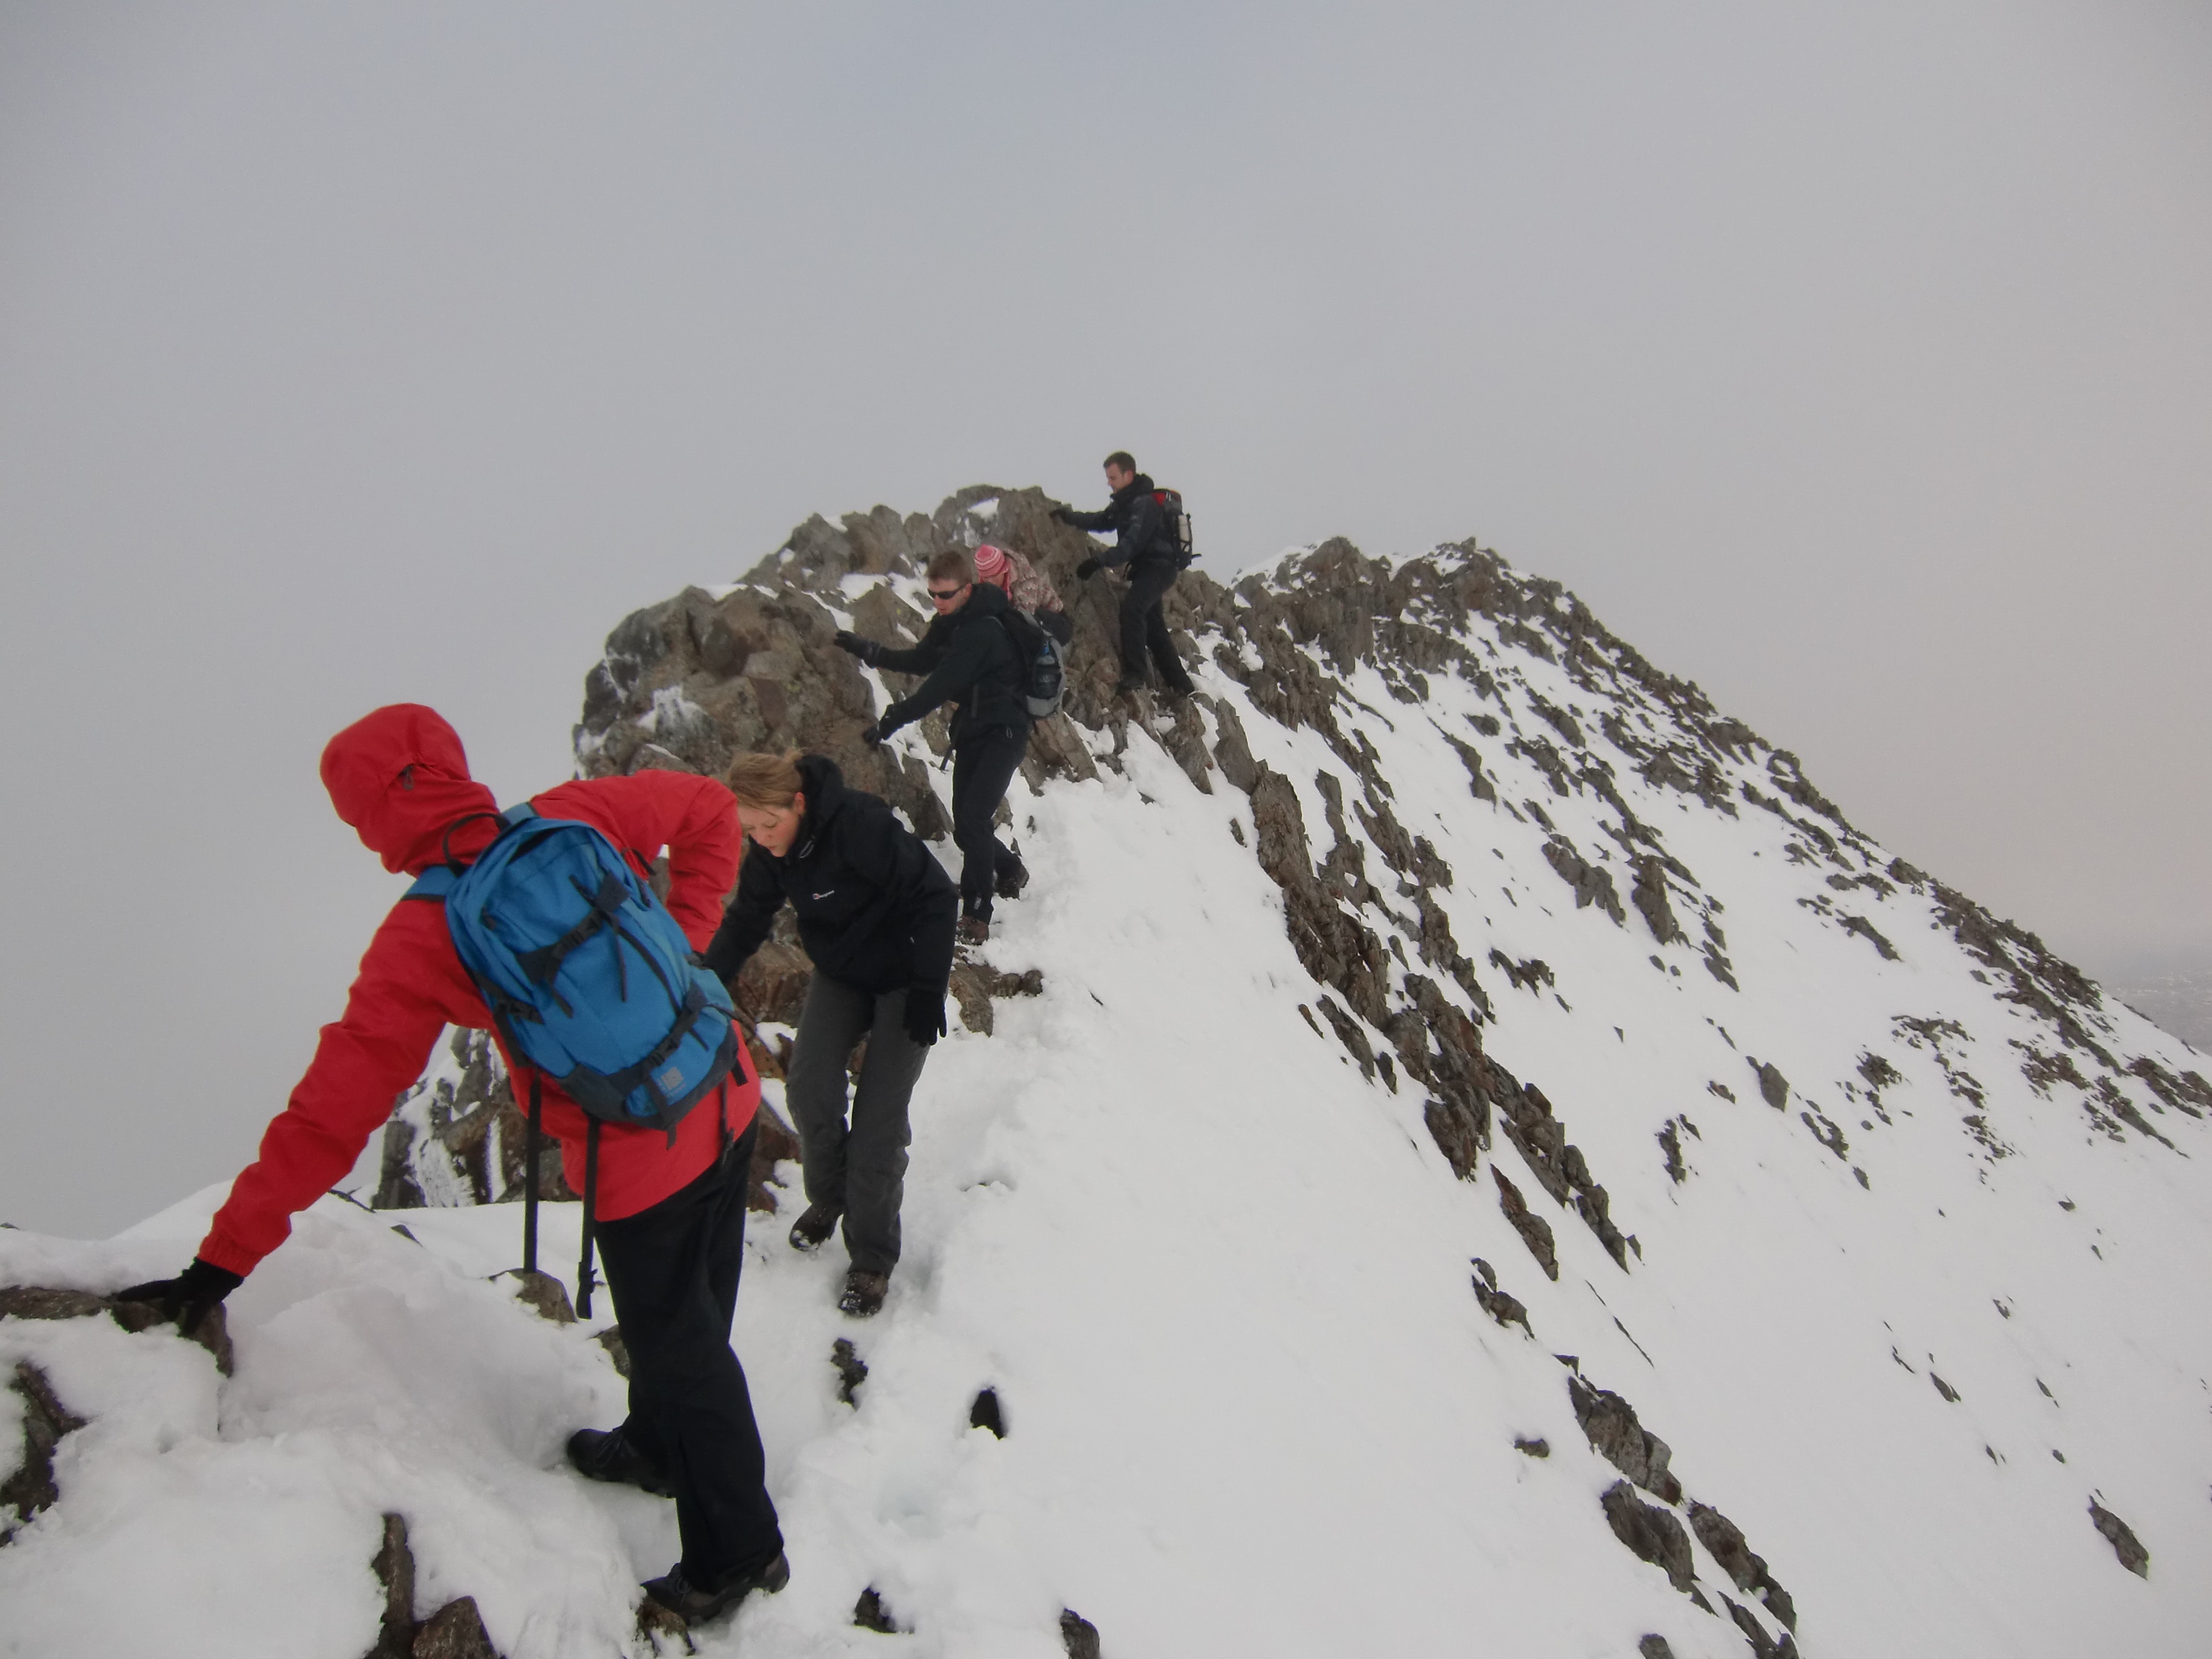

{"left": 1063, "top": 472, "right": 1174, "bottom": 571}
{"left": 702, "top": 756, "right": 957, "bottom": 998}
{"left": 874, "top": 580, "right": 1029, "bottom": 746}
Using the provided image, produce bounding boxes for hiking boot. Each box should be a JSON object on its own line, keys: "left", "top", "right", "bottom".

{"left": 1162, "top": 680, "right": 1196, "bottom": 703}
{"left": 839, "top": 1270, "right": 890, "bottom": 1318}
{"left": 957, "top": 914, "right": 990, "bottom": 946}
{"left": 641, "top": 1551, "right": 790, "bottom": 1626}
{"left": 787, "top": 1202, "right": 841, "bottom": 1253}
{"left": 567, "top": 1427, "right": 674, "bottom": 1498}
{"left": 994, "top": 858, "right": 1030, "bottom": 902}
{"left": 1113, "top": 672, "right": 1146, "bottom": 698}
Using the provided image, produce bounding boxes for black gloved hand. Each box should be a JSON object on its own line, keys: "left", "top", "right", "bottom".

{"left": 861, "top": 722, "right": 886, "bottom": 747}
{"left": 1074, "top": 557, "right": 1100, "bottom": 580}
{"left": 116, "top": 1258, "right": 244, "bottom": 1339}
{"left": 1049, "top": 505, "right": 1071, "bottom": 524}
{"left": 902, "top": 983, "right": 947, "bottom": 1048}
{"left": 833, "top": 630, "right": 881, "bottom": 666}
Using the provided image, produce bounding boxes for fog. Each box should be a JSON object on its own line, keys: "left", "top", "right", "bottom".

{"left": 3, "top": 1, "right": 2208, "bottom": 1236}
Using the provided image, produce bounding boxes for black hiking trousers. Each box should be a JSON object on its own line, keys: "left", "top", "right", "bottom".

{"left": 784, "top": 973, "right": 932, "bottom": 1276}
{"left": 1118, "top": 561, "right": 1194, "bottom": 692}
{"left": 951, "top": 723, "right": 1030, "bottom": 917}
{"left": 596, "top": 1119, "right": 784, "bottom": 1584}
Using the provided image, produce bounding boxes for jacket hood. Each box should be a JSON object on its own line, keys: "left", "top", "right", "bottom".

{"left": 320, "top": 703, "right": 500, "bottom": 875}
{"left": 956, "top": 581, "right": 1012, "bottom": 625}
{"left": 1112, "top": 472, "right": 1156, "bottom": 504}
{"left": 790, "top": 753, "right": 849, "bottom": 861}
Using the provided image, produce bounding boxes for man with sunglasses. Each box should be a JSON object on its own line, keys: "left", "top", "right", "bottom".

{"left": 833, "top": 549, "right": 1030, "bottom": 944}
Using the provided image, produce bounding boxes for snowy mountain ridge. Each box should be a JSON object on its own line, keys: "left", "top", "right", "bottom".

{"left": 4, "top": 486, "right": 2209, "bottom": 1658}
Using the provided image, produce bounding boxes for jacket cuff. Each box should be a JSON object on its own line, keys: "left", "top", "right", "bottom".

{"left": 194, "top": 1229, "right": 267, "bottom": 1280}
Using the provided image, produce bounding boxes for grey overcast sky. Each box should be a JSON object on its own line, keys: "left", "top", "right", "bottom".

{"left": 4, "top": 2, "right": 2209, "bottom": 1237}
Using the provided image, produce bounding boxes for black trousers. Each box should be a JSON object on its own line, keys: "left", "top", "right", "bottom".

{"left": 1118, "top": 561, "right": 1194, "bottom": 692}
{"left": 596, "top": 1118, "right": 783, "bottom": 1582}
{"left": 951, "top": 724, "right": 1029, "bottom": 916}
{"left": 784, "top": 973, "right": 931, "bottom": 1275}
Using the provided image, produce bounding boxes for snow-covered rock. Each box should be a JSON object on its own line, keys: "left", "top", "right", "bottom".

{"left": 6, "top": 488, "right": 2209, "bottom": 1657}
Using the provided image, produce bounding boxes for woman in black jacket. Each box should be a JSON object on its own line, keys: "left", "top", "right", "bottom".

{"left": 703, "top": 750, "right": 958, "bottom": 1317}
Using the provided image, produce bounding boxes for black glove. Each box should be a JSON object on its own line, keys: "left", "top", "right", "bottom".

{"left": 861, "top": 722, "right": 886, "bottom": 747}
{"left": 116, "top": 1259, "right": 243, "bottom": 1339}
{"left": 833, "top": 630, "right": 881, "bottom": 666}
{"left": 903, "top": 983, "right": 947, "bottom": 1047}
{"left": 1074, "top": 557, "right": 1100, "bottom": 580}
{"left": 1050, "top": 505, "right": 1071, "bottom": 524}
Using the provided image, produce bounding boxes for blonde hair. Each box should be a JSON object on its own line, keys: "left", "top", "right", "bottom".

{"left": 725, "top": 749, "right": 805, "bottom": 809}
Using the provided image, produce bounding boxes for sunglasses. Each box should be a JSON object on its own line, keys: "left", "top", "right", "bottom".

{"left": 927, "top": 585, "right": 967, "bottom": 601}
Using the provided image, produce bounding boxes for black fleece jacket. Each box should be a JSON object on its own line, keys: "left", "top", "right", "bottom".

{"left": 874, "top": 580, "right": 1029, "bottom": 747}
{"left": 702, "top": 755, "right": 957, "bottom": 998}
{"left": 1063, "top": 473, "right": 1174, "bottom": 571}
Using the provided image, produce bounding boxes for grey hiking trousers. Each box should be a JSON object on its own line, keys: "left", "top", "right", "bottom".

{"left": 782, "top": 972, "right": 931, "bottom": 1277}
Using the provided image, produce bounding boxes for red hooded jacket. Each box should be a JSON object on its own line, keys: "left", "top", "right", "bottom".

{"left": 197, "top": 704, "right": 757, "bottom": 1280}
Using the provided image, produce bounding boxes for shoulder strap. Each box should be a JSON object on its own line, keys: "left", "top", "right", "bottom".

{"left": 404, "top": 867, "right": 458, "bottom": 903}
{"left": 406, "top": 802, "right": 538, "bottom": 900}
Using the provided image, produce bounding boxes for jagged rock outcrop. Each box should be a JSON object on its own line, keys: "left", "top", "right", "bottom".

{"left": 0, "top": 1284, "right": 232, "bottom": 1375}
{"left": 1, "top": 1360, "right": 81, "bottom": 1543}
{"left": 1569, "top": 1374, "right": 1681, "bottom": 1503}
{"left": 368, "top": 1515, "right": 503, "bottom": 1659}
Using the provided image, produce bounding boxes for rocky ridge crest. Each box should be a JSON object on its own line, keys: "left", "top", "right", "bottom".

{"left": 357, "top": 484, "right": 2210, "bottom": 1652}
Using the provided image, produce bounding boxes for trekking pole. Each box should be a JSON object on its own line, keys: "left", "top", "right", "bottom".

{"left": 576, "top": 1120, "right": 602, "bottom": 1319}
{"left": 523, "top": 1070, "right": 542, "bottom": 1277}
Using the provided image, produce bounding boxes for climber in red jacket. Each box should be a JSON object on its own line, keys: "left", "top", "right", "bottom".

{"left": 120, "top": 704, "right": 788, "bottom": 1627}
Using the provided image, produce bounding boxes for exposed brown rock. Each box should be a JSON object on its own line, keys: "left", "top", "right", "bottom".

{"left": 1631, "top": 857, "right": 1683, "bottom": 946}
{"left": 378, "top": 1029, "right": 575, "bottom": 1212}
{"left": 1469, "top": 1259, "right": 1532, "bottom": 1337}
{"left": 969, "top": 1387, "right": 1006, "bottom": 1437}
{"left": 3, "top": 1282, "right": 232, "bottom": 1375}
{"left": 830, "top": 1338, "right": 867, "bottom": 1406}
{"left": 1, "top": 1361, "right": 84, "bottom": 1541}
{"left": 2089, "top": 1500, "right": 2148, "bottom": 1577}
{"left": 746, "top": 1103, "right": 802, "bottom": 1215}
{"left": 368, "top": 1515, "right": 415, "bottom": 1659}
{"left": 1493, "top": 1167, "right": 1558, "bottom": 1281}
{"left": 413, "top": 1597, "right": 499, "bottom": 1659}
{"left": 1569, "top": 1375, "right": 1681, "bottom": 1503}
{"left": 853, "top": 1587, "right": 901, "bottom": 1633}
{"left": 1060, "top": 1609, "right": 1102, "bottom": 1658}
{"left": 510, "top": 1270, "right": 575, "bottom": 1326}
{"left": 1600, "top": 1480, "right": 1693, "bottom": 1592}
{"left": 1688, "top": 1501, "right": 1796, "bottom": 1631}
{"left": 732, "top": 941, "right": 813, "bottom": 1030}
{"left": 364, "top": 1512, "right": 504, "bottom": 1659}
{"left": 1720, "top": 1593, "right": 1801, "bottom": 1659}
{"left": 1749, "top": 1060, "right": 1789, "bottom": 1110}
{"left": 948, "top": 962, "right": 1046, "bottom": 1039}
{"left": 1542, "top": 835, "right": 1626, "bottom": 924}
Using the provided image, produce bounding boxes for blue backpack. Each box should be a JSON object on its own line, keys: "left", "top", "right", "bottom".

{"left": 408, "top": 803, "right": 741, "bottom": 1313}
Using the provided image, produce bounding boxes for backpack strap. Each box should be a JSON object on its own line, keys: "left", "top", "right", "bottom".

{"left": 403, "top": 867, "right": 457, "bottom": 903}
